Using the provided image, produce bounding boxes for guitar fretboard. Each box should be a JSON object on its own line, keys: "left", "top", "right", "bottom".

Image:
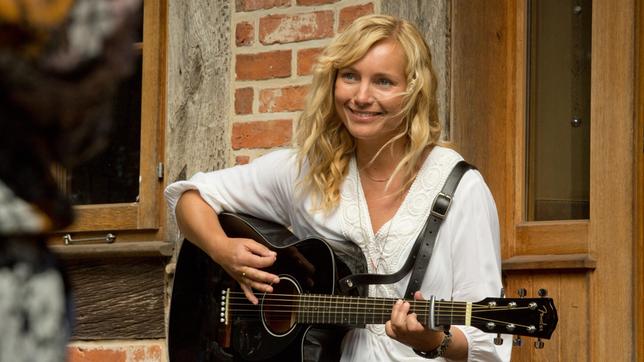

{"left": 292, "top": 294, "right": 471, "bottom": 327}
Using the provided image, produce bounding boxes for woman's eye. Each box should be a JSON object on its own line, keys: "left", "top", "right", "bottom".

{"left": 375, "top": 78, "right": 393, "bottom": 86}
{"left": 341, "top": 72, "right": 357, "bottom": 81}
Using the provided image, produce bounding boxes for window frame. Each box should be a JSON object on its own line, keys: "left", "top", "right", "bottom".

{"left": 54, "top": 0, "right": 167, "bottom": 242}
{"left": 504, "top": 0, "right": 591, "bottom": 265}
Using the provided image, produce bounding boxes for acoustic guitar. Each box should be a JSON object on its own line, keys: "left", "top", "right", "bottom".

{"left": 168, "top": 212, "right": 558, "bottom": 361}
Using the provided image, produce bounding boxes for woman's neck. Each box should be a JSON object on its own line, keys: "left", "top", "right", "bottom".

{"left": 356, "top": 139, "right": 405, "bottom": 178}
{"left": 357, "top": 153, "right": 396, "bottom": 182}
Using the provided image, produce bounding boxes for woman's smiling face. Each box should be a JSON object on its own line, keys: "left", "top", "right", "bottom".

{"left": 334, "top": 38, "right": 408, "bottom": 148}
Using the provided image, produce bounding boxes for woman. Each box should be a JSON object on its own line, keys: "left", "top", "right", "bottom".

{"left": 166, "top": 14, "right": 511, "bottom": 361}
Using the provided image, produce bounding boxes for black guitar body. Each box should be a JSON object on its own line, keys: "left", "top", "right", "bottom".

{"left": 168, "top": 213, "right": 367, "bottom": 362}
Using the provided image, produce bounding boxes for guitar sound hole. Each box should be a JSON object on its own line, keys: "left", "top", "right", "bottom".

{"left": 261, "top": 275, "right": 299, "bottom": 337}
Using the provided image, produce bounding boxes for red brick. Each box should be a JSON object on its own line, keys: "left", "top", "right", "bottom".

{"left": 235, "top": 155, "right": 251, "bottom": 165}
{"left": 235, "top": 21, "right": 254, "bottom": 47}
{"left": 296, "top": 0, "right": 339, "bottom": 5}
{"left": 132, "top": 344, "right": 162, "bottom": 361}
{"left": 232, "top": 120, "right": 292, "bottom": 149}
{"left": 236, "top": 50, "right": 291, "bottom": 80}
{"left": 67, "top": 347, "right": 126, "bottom": 362}
{"left": 259, "top": 85, "right": 309, "bottom": 113}
{"left": 297, "top": 0, "right": 339, "bottom": 6}
{"left": 235, "top": 87, "right": 254, "bottom": 114}
{"left": 339, "top": 3, "right": 375, "bottom": 32}
{"left": 297, "top": 47, "right": 324, "bottom": 75}
{"left": 260, "top": 11, "right": 334, "bottom": 45}
{"left": 236, "top": 0, "right": 290, "bottom": 12}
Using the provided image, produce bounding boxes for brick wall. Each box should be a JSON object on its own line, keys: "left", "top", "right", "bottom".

{"left": 67, "top": 340, "right": 166, "bottom": 362}
{"left": 231, "top": 0, "right": 376, "bottom": 164}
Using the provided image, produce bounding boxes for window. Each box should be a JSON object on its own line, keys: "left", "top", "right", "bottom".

{"left": 525, "top": 0, "right": 591, "bottom": 221}
{"left": 53, "top": 0, "right": 166, "bottom": 244}
{"left": 511, "top": 0, "right": 592, "bottom": 257}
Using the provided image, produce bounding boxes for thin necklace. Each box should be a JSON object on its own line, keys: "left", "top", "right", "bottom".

{"left": 360, "top": 169, "right": 390, "bottom": 183}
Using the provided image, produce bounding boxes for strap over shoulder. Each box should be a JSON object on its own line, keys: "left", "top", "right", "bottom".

{"left": 338, "top": 161, "right": 476, "bottom": 296}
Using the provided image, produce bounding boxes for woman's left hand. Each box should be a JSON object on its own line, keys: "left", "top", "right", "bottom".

{"left": 385, "top": 291, "right": 445, "bottom": 351}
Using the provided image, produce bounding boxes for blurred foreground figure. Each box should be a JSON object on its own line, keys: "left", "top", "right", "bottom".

{"left": 0, "top": 1, "right": 140, "bottom": 361}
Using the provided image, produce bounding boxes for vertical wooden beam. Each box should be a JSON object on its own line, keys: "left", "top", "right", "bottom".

{"left": 588, "top": 0, "right": 635, "bottom": 360}
{"left": 380, "top": 0, "right": 451, "bottom": 137}
{"left": 635, "top": 0, "right": 644, "bottom": 359}
{"left": 165, "top": 0, "right": 233, "bottom": 240}
{"left": 450, "top": 0, "right": 516, "bottom": 259}
{"left": 140, "top": 0, "right": 167, "bottom": 230}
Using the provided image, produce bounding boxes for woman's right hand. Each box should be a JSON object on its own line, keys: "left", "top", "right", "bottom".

{"left": 175, "top": 190, "right": 280, "bottom": 305}
{"left": 211, "top": 235, "right": 280, "bottom": 305}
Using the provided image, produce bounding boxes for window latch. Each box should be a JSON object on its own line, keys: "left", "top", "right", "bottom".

{"left": 63, "top": 233, "right": 116, "bottom": 245}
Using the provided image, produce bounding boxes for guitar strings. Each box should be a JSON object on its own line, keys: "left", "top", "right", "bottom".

{"left": 220, "top": 307, "right": 534, "bottom": 329}
{"left": 224, "top": 291, "right": 528, "bottom": 311}
{"left": 220, "top": 291, "right": 537, "bottom": 328}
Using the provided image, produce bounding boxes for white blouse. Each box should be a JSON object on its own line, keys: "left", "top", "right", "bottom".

{"left": 165, "top": 146, "right": 512, "bottom": 362}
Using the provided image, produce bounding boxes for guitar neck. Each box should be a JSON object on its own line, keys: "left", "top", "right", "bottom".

{"left": 295, "top": 294, "right": 467, "bottom": 328}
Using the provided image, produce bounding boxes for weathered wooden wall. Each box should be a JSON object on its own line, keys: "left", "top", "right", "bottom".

{"left": 380, "top": 0, "right": 451, "bottom": 137}
{"left": 165, "top": 0, "right": 232, "bottom": 240}
{"left": 66, "top": 257, "right": 166, "bottom": 339}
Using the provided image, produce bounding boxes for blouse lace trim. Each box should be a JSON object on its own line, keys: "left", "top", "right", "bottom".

{"left": 339, "top": 146, "right": 463, "bottom": 336}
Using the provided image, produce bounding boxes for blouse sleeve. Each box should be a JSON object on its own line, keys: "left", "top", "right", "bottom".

{"left": 441, "top": 170, "right": 512, "bottom": 362}
{"left": 163, "top": 149, "right": 297, "bottom": 227}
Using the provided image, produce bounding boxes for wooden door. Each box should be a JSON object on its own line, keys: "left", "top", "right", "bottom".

{"left": 451, "top": 0, "right": 637, "bottom": 360}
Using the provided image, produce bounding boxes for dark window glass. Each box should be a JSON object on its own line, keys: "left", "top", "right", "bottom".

{"left": 68, "top": 56, "right": 142, "bottom": 205}
{"left": 526, "top": 0, "right": 592, "bottom": 221}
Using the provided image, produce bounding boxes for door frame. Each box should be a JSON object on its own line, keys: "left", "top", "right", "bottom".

{"left": 451, "top": 0, "right": 637, "bottom": 360}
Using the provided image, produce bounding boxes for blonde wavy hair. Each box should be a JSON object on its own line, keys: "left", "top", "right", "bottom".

{"left": 295, "top": 14, "right": 442, "bottom": 212}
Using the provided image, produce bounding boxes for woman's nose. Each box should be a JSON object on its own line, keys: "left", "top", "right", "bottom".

{"left": 353, "top": 81, "right": 374, "bottom": 106}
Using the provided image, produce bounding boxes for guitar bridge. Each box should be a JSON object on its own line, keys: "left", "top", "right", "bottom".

{"left": 218, "top": 289, "right": 232, "bottom": 348}
{"left": 221, "top": 289, "right": 229, "bottom": 325}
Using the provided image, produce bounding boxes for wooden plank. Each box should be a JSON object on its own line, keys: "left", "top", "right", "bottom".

{"left": 65, "top": 204, "right": 139, "bottom": 232}
{"left": 557, "top": 272, "right": 590, "bottom": 362}
{"left": 139, "top": 0, "right": 167, "bottom": 229}
{"left": 503, "top": 253, "right": 596, "bottom": 271}
{"left": 503, "top": 271, "right": 590, "bottom": 361}
{"left": 635, "top": 0, "right": 644, "bottom": 359}
{"left": 65, "top": 257, "right": 167, "bottom": 340}
{"left": 450, "top": 0, "right": 516, "bottom": 260}
{"left": 588, "top": 0, "right": 635, "bottom": 360}
{"left": 529, "top": 273, "right": 559, "bottom": 362}
{"left": 515, "top": 221, "right": 588, "bottom": 255}
{"left": 51, "top": 241, "right": 174, "bottom": 258}
{"left": 511, "top": 0, "right": 527, "bottom": 260}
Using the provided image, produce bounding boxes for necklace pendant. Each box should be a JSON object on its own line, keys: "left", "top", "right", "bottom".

{"left": 370, "top": 256, "right": 387, "bottom": 273}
